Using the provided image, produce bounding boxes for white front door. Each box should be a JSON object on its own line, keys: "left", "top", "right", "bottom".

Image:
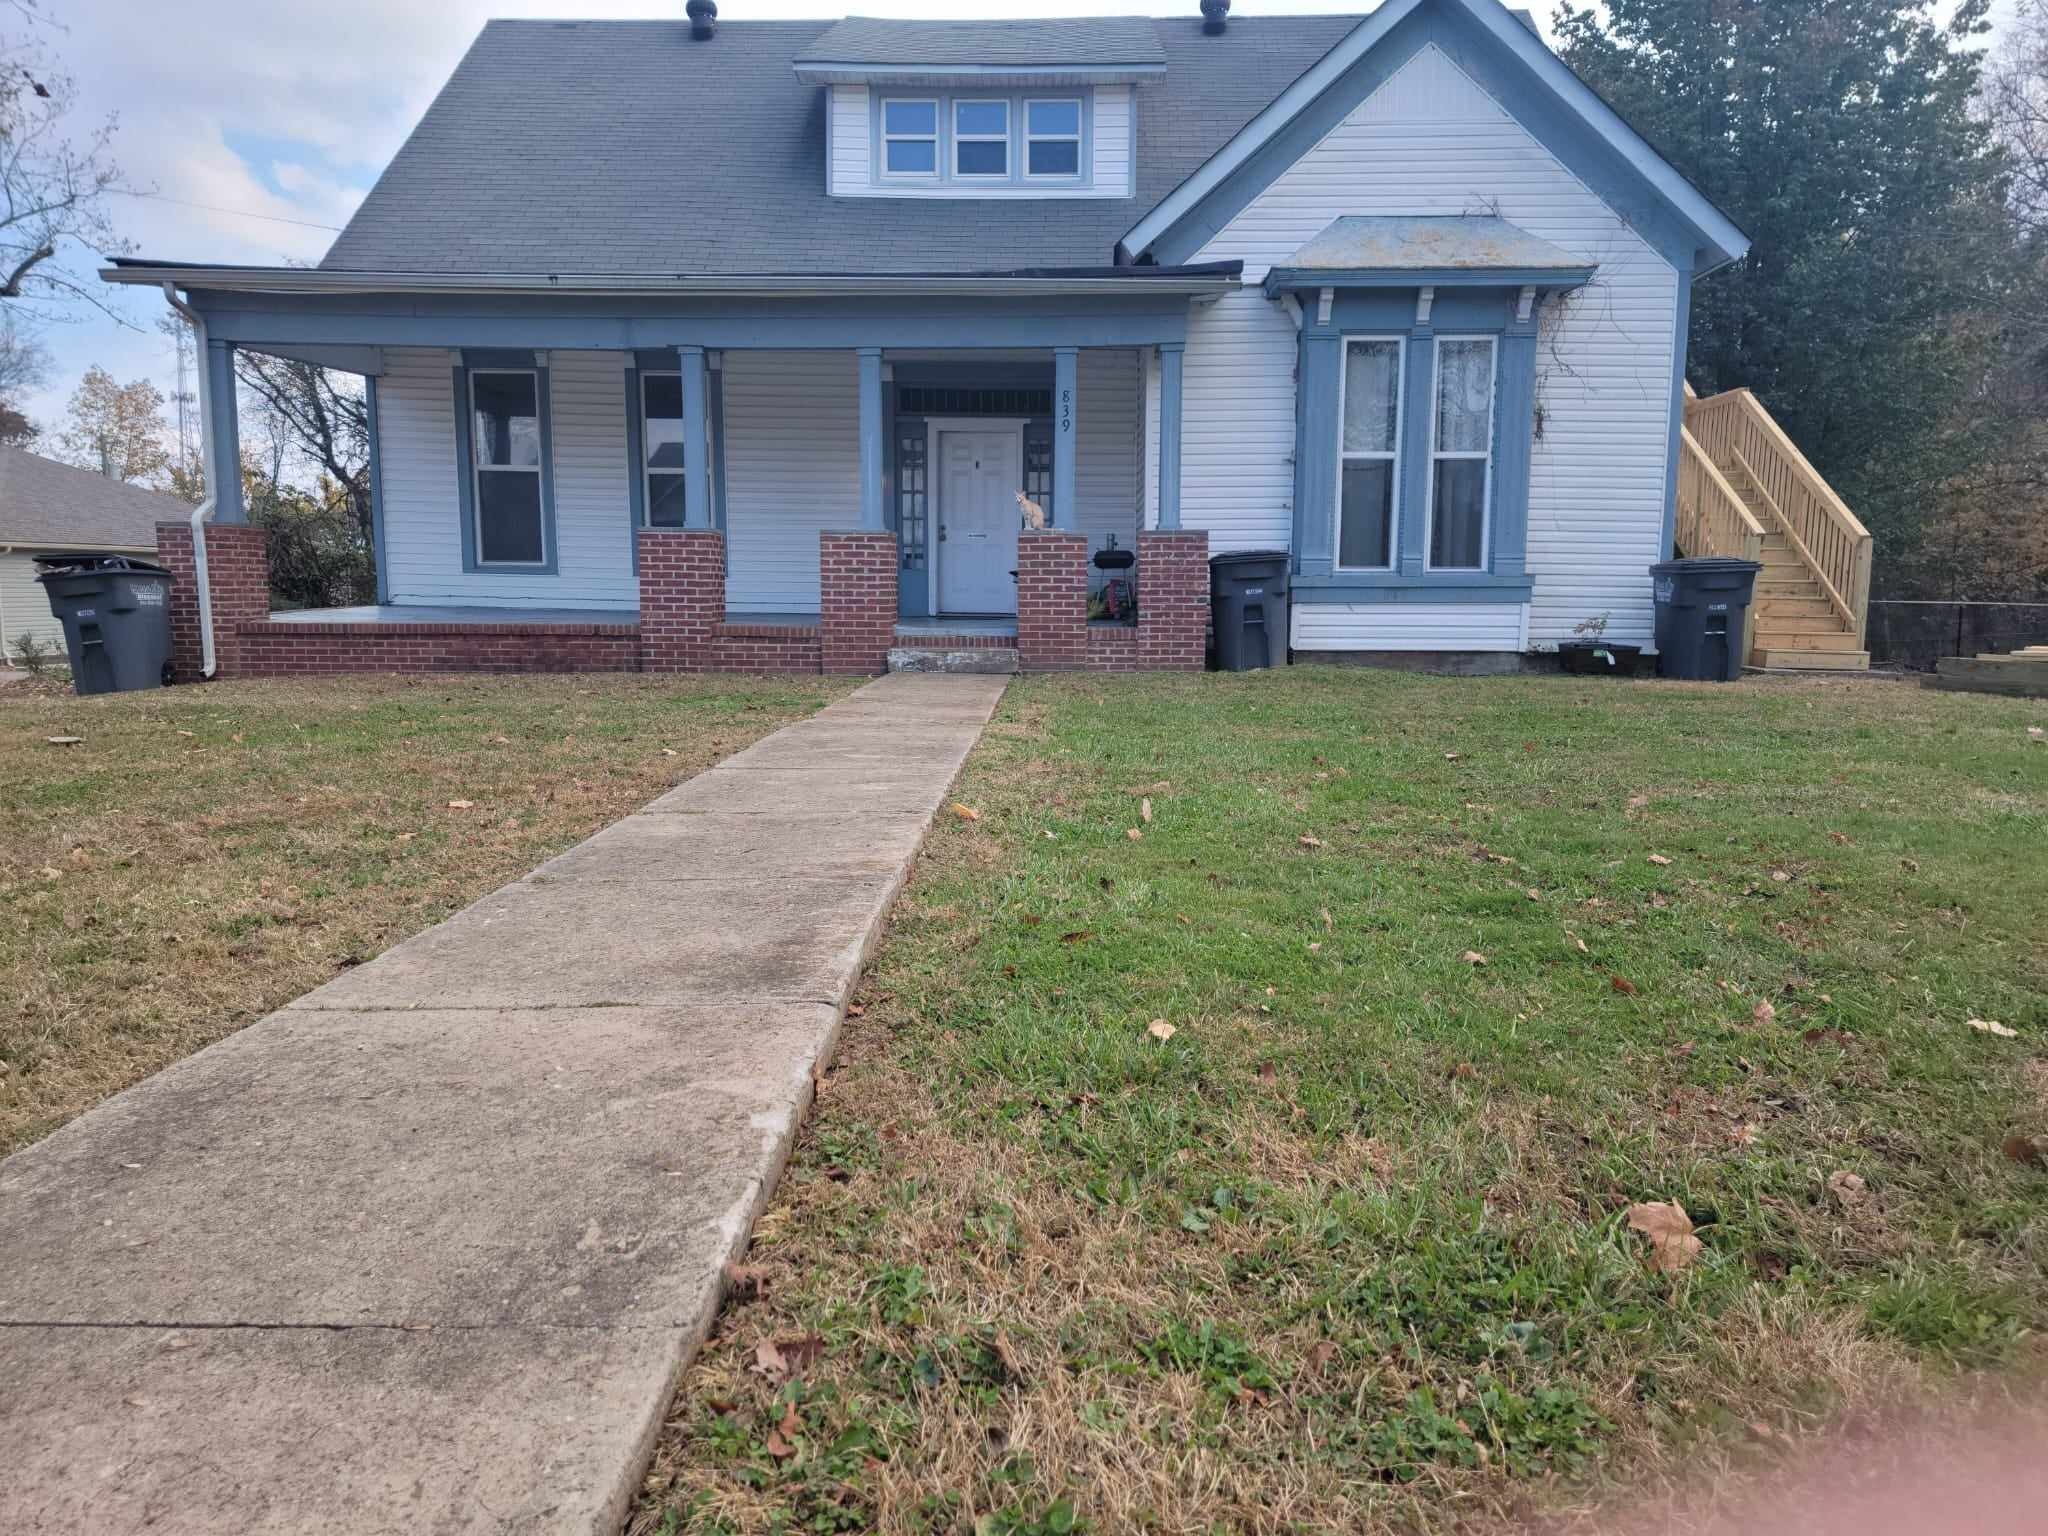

{"left": 936, "top": 429, "right": 1021, "bottom": 614}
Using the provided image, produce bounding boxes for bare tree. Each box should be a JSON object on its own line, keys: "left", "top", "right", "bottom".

{"left": 0, "top": 27, "right": 128, "bottom": 323}
{"left": 0, "top": 305, "right": 46, "bottom": 441}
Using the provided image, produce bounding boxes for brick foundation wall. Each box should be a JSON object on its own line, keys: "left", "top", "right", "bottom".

{"left": 1134, "top": 530, "right": 1210, "bottom": 672}
{"left": 156, "top": 520, "right": 272, "bottom": 681}
{"left": 236, "top": 622, "right": 639, "bottom": 676}
{"left": 1016, "top": 531, "right": 1089, "bottom": 672}
{"left": 706, "top": 620, "right": 823, "bottom": 672}
{"left": 820, "top": 531, "right": 899, "bottom": 675}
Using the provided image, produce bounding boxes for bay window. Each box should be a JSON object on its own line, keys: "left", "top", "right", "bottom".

{"left": 1427, "top": 337, "right": 1496, "bottom": 571}
{"left": 1336, "top": 337, "right": 1402, "bottom": 570}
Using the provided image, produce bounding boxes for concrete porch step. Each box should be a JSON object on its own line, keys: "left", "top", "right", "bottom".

{"left": 888, "top": 646, "right": 1020, "bottom": 675}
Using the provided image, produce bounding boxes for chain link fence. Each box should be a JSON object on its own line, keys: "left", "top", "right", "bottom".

{"left": 1866, "top": 601, "right": 2048, "bottom": 670}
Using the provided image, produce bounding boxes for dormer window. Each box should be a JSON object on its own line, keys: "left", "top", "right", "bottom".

{"left": 1025, "top": 99, "right": 1082, "bottom": 179}
{"left": 953, "top": 100, "right": 1009, "bottom": 178}
{"left": 882, "top": 98, "right": 938, "bottom": 176}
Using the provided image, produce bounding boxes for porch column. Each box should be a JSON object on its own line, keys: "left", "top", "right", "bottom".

{"left": 680, "top": 345, "right": 712, "bottom": 530}
{"left": 1053, "top": 345, "right": 1078, "bottom": 526}
{"left": 1156, "top": 342, "right": 1184, "bottom": 530}
{"left": 857, "top": 346, "right": 884, "bottom": 531}
{"left": 206, "top": 339, "right": 244, "bottom": 523}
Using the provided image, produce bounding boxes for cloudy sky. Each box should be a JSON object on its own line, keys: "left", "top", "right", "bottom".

{"left": 11, "top": 0, "right": 2021, "bottom": 444}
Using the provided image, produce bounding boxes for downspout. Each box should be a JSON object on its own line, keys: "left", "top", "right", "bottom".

{"left": 161, "top": 282, "right": 220, "bottom": 678}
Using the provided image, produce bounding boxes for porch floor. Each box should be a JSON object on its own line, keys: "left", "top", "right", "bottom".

{"left": 268, "top": 604, "right": 639, "bottom": 627}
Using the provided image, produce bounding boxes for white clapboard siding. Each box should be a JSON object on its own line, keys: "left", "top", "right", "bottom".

{"left": 722, "top": 351, "right": 860, "bottom": 613}
{"left": 1093, "top": 85, "right": 1133, "bottom": 196}
{"left": 829, "top": 85, "right": 871, "bottom": 194}
{"left": 1291, "top": 601, "right": 1529, "bottom": 653}
{"left": 378, "top": 348, "right": 637, "bottom": 608}
{"left": 1191, "top": 43, "right": 1680, "bottom": 648}
{"left": 1072, "top": 347, "right": 1142, "bottom": 580}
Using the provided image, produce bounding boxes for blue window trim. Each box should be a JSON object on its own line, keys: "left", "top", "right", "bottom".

{"left": 452, "top": 351, "right": 558, "bottom": 575}
{"left": 872, "top": 88, "right": 1092, "bottom": 190}
{"left": 624, "top": 349, "right": 725, "bottom": 573}
{"left": 1293, "top": 286, "right": 1537, "bottom": 603}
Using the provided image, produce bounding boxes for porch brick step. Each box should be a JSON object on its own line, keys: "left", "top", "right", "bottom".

{"left": 888, "top": 646, "right": 1020, "bottom": 676}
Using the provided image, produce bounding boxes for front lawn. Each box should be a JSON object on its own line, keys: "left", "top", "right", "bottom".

{"left": 0, "top": 672, "right": 856, "bottom": 1155}
{"left": 637, "top": 670, "right": 2048, "bottom": 1535}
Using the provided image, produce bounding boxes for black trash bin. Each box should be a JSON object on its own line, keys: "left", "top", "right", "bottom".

{"left": 1648, "top": 556, "right": 1762, "bottom": 682}
{"left": 36, "top": 555, "right": 177, "bottom": 696}
{"left": 1210, "top": 550, "right": 1290, "bottom": 671}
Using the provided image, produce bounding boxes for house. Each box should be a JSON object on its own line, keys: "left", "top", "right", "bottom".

{"left": 99, "top": 0, "right": 1874, "bottom": 678}
{"left": 0, "top": 446, "right": 190, "bottom": 661}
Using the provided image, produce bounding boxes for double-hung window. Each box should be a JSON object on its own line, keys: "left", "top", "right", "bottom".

{"left": 468, "top": 368, "right": 547, "bottom": 566}
{"left": 882, "top": 99, "right": 938, "bottom": 176}
{"left": 1427, "top": 337, "right": 1496, "bottom": 570}
{"left": 1336, "top": 337, "right": 1402, "bottom": 570}
{"left": 1025, "top": 99, "right": 1081, "bottom": 178}
{"left": 639, "top": 372, "right": 688, "bottom": 527}
{"left": 953, "top": 99, "right": 1009, "bottom": 177}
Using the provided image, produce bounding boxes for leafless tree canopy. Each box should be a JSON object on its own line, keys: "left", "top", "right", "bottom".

{"left": 0, "top": 29, "right": 129, "bottom": 324}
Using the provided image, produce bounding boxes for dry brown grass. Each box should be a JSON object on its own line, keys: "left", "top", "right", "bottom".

{"left": 0, "top": 671, "right": 854, "bottom": 1154}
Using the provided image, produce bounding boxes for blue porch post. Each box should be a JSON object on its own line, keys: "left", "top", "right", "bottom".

{"left": 857, "top": 346, "right": 884, "bottom": 531}
{"left": 1156, "top": 342, "right": 1184, "bottom": 530}
{"left": 680, "top": 345, "right": 712, "bottom": 530}
{"left": 206, "top": 339, "right": 244, "bottom": 523}
{"left": 1052, "top": 346, "right": 1078, "bottom": 527}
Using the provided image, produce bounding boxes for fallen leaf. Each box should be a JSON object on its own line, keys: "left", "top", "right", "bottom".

{"left": 1771, "top": 869, "right": 1792, "bottom": 884}
{"left": 1627, "top": 1201, "right": 1703, "bottom": 1273}
{"left": 1059, "top": 930, "right": 1094, "bottom": 944}
{"left": 1452, "top": 1062, "right": 1478, "bottom": 1080}
{"left": 1140, "top": 797, "right": 1153, "bottom": 824}
{"left": 2028, "top": 726, "right": 2044, "bottom": 741}
{"left": 1827, "top": 1171, "right": 1868, "bottom": 1207}
{"left": 723, "top": 1263, "right": 772, "bottom": 1300}
{"left": 1444, "top": 751, "right": 1462, "bottom": 762}
{"left": 2002, "top": 1133, "right": 2048, "bottom": 1169}
{"left": 1298, "top": 834, "right": 1324, "bottom": 849}
{"left": 445, "top": 799, "right": 475, "bottom": 810}
{"left": 950, "top": 802, "right": 980, "bottom": 822}
{"left": 844, "top": 1002, "right": 866, "bottom": 1018}
{"left": 1127, "top": 827, "right": 1143, "bottom": 841}
{"left": 1146, "top": 1019, "right": 1177, "bottom": 1042}
{"left": 1257, "top": 1061, "right": 1277, "bottom": 1084}
{"left": 1611, "top": 974, "right": 1639, "bottom": 996}
{"left": 1901, "top": 857, "right": 1920, "bottom": 873}
{"left": 1802, "top": 1027, "right": 1854, "bottom": 1047}
{"left": 1565, "top": 930, "right": 1590, "bottom": 954}
{"left": 1306, "top": 1340, "right": 1338, "bottom": 1372}
{"left": 1460, "top": 950, "right": 1487, "bottom": 966}
{"left": 1320, "top": 907, "right": 1334, "bottom": 933}
{"left": 1627, "top": 794, "right": 1650, "bottom": 809}
{"left": 1647, "top": 854, "right": 1673, "bottom": 867}
{"left": 1752, "top": 1000, "right": 1776, "bottom": 1026}
{"left": 1729, "top": 1123, "right": 1760, "bottom": 1147}
{"left": 751, "top": 1334, "right": 827, "bottom": 1385}
{"left": 1526, "top": 888, "right": 1542, "bottom": 902}
{"left": 1969, "top": 1018, "right": 2019, "bottom": 1038}
{"left": 1306, "top": 941, "right": 1322, "bottom": 953}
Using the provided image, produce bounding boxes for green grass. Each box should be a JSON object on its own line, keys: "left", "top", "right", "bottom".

{"left": 636, "top": 669, "right": 2048, "bottom": 1535}
{"left": 0, "top": 672, "right": 855, "bottom": 1154}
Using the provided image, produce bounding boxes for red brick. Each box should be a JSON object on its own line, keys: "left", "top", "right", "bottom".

{"left": 819, "top": 531, "right": 898, "bottom": 675}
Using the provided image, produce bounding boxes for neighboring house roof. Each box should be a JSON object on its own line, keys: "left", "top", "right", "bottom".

{"left": 0, "top": 447, "right": 189, "bottom": 550}
{"left": 318, "top": 15, "right": 1362, "bottom": 277}
{"left": 794, "top": 15, "right": 1167, "bottom": 69}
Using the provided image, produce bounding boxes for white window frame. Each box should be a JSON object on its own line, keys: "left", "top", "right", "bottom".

{"left": 638, "top": 370, "right": 689, "bottom": 529}
{"left": 469, "top": 366, "right": 548, "bottom": 568}
{"left": 1424, "top": 334, "right": 1498, "bottom": 573}
{"left": 1332, "top": 334, "right": 1405, "bottom": 573}
{"left": 881, "top": 96, "right": 940, "bottom": 180}
{"left": 1023, "top": 97, "right": 1083, "bottom": 181}
{"left": 952, "top": 97, "right": 1010, "bottom": 180}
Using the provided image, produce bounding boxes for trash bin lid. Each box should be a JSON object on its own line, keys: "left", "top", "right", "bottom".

{"left": 34, "top": 553, "right": 173, "bottom": 582}
{"left": 1210, "top": 549, "right": 1291, "bottom": 570}
{"left": 1649, "top": 557, "right": 1762, "bottom": 577}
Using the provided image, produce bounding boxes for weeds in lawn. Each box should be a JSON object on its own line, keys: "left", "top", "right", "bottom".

{"left": 636, "top": 670, "right": 2046, "bottom": 1535}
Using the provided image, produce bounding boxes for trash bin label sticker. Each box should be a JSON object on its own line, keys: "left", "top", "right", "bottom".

{"left": 1708, "top": 602, "right": 1728, "bottom": 612}
{"left": 134, "top": 586, "right": 165, "bottom": 606}
{"left": 1243, "top": 586, "right": 1263, "bottom": 597}
{"left": 76, "top": 608, "right": 96, "bottom": 620}
{"left": 1654, "top": 579, "right": 1674, "bottom": 603}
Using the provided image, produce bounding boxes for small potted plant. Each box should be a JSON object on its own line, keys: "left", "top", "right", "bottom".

{"left": 1557, "top": 613, "right": 1642, "bottom": 675}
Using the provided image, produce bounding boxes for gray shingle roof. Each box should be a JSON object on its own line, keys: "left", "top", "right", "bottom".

{"left": 795, "top": 16, "right": 1166, "bottom": 68}
{"left": 319, "top": 15, "right": 1365, "bottom": 277}
{"left": 0, "top": 447, "right": 190, "bottom": 550}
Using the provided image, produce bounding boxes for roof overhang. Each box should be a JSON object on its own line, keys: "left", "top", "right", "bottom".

{"left": 1259, "top": 217, "right": 1595, "bottom": 298}
{"left": 1118, "top": 0, "right": 1748, "bottom": 276}
{"left": 104, "top": 260, "right": 1242, "bottom": 300}
{"left": 793, "top": 63, "right": 1165, "bottom": 87}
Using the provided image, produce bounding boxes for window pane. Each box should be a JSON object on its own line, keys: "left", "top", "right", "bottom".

{"left": 955, "top": 100, "right": 1007, "bottom": 137}
{"left": 477, "top": 470, "right": 543, "bottom": 563}
{"left": 1431, "top": 461, "right": 1487, "bottom": 568}
{"left": 1028, "top": 139, "right": 1080, "bottom": 176}
{"left": 957, "top": 139, "right": 1007, "bottom": 176}
{"left": 1342, "top": 341, "right": 1399, "bottom": 453}
{"left": 886, "top": 138, "right": 935, "bottom": 173}
{"left": 884, "top": 100, "right": 935, "bottom": 135}
{"left": 1028, "top": 100, "right": 1080, "bottom": 136}
{"left": 472, "top": 372, "right": 540, "bottom": 467}
{"left": 1339, "top": 461, "right": 1394, "bottom": 568}
{"left": 642, "top": 375, "right": 685, "bottom": 470}
{"left": 1436, "top": 340, "right": 1494, "bottom": 453}
{"left": 648, "top": 471, "right": 688, "bottom": 528}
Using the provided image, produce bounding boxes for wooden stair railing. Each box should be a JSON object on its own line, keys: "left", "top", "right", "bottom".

{"left": 1673, "top": 388, "right": 1766, "bottom": 660}
{"left": 1683, "top": 386, "right": 1872, "bottom": 645}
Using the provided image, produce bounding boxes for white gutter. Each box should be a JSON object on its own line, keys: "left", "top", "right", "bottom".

{"left": 105, "top": 266, "right": 1239, "bottom": 299}
{"left": 161, "top": 281, "right": 219, "bottom": 680}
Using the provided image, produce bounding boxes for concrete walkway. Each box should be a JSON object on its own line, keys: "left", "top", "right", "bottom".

{"left": 0, "top": 672, "right": 1006, "bottom": 1535}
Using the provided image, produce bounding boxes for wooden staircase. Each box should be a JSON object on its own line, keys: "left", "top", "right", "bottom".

{"left": 1677, "top": 386, "right": 1872, "bottom": 672}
